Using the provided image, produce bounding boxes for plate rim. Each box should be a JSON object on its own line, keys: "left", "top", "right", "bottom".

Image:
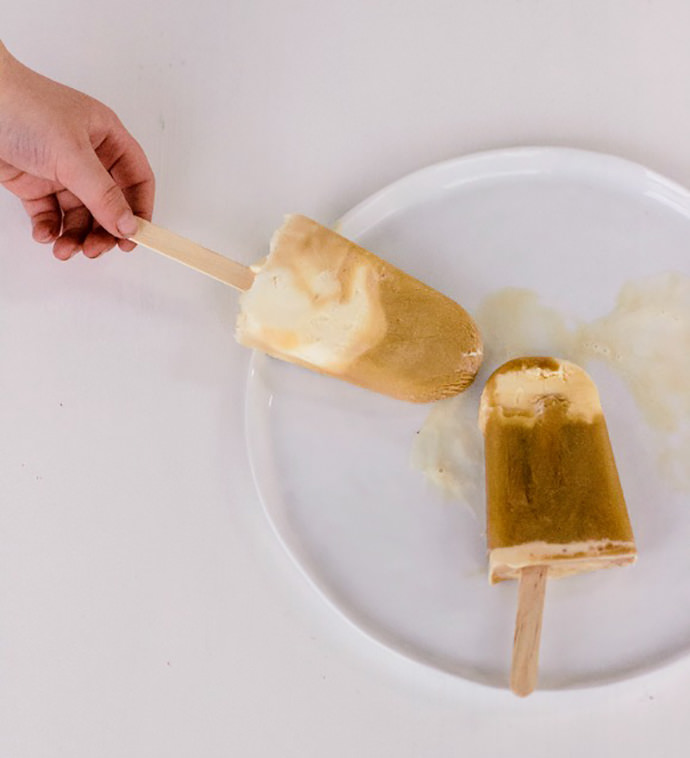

{"left": 335, "top": 146, "right": 690, "bottom": 238}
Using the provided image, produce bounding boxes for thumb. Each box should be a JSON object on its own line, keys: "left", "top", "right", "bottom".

{"left": 57, "top": 146, "right": 137, "bottom": 238}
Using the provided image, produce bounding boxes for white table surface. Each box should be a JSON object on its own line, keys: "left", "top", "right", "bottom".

{"left": 2, "top": 2, "right": 689, "bottom": 755}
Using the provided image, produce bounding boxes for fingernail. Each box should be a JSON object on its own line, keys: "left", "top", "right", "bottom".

{"left": 116, "top": 211, "right": 138, "bottom": 237}
{"left": 118, "top": 239, "right": 136, "bottom": 253}
{"left": 53, "top": 240, "right": 79, "bottom": 261}
{"left": 33, "top": 222, "right": 56, "bottom": 243}
{"left": 55, "top": 248, "right": 76, "bottom": 261}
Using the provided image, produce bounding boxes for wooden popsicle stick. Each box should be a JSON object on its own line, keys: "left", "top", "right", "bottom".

{"left": 510, "top": 565, "right": 548, "bottom": 697}
{"left": 129, "top": 217, "right": 255, "bottom": 291}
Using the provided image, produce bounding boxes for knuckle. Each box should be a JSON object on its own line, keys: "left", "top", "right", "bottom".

{"left": 102, "top": 181, "right": 123, "bottom": 203}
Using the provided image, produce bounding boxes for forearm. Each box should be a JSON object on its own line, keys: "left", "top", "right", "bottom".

{"left": 0, "top": 40, "right": 16, "bottom": 87}
{"left": 0, "top": 41, "right": 20, "bottom": 164}
{"left": 0, "top": 42, "right": 26, "bottom": 120}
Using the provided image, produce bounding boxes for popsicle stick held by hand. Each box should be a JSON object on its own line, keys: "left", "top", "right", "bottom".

{"left": 511, "top": 565, "right": 548, "bottom": 697}
{"left": 129, "top": 217, "right": 255, "bottom": 291}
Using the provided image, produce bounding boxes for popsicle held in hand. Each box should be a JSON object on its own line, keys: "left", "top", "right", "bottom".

{"left": 130, "top": 214, "right": 483, "bottom": 402}
{"left": 479, "top": 357, "right": 636, "bottom": 696}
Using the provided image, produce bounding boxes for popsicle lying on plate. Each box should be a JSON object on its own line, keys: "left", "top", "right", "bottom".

{"left": 130, "top": 214, "right": 483, "bottom": 402}
{"left": 478, "top": 357, "right": 636, "bottom": 696}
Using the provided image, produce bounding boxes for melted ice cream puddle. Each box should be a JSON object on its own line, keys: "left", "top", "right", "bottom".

{"left": 410, "top": 394, "right": 484, "bottom": 512}
{"left": 575, "top": 273, "right": 690, "bottom": 431}
{"left": 412, "top": 272, "right": 690, "bottom": 506}
{"left": 575, "top": 273, "right": 690, "bottom": 489}
{"left": 476, "top": 288, "right": 575, "bottom": 365}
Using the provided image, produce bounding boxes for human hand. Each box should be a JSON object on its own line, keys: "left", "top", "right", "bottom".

{"left": 0, "top": 41, "right": 155, "bottom": 260}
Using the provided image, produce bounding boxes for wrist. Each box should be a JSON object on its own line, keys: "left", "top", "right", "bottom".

{"left": 0, "top": 40, "right": 11, "bottom": 74}
{"left": 0, "top": 41, "right": 18, "bottom": 103}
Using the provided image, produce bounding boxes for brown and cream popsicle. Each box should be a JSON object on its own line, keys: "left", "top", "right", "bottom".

{"left": 131, "top": 214, "right": 483, "bottom": 402}
{"left": 479, "top": 357, "right": 636, "bottom": 695}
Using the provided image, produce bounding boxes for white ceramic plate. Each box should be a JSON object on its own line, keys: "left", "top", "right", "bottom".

{"left": 244, "top": 147, "right": 690, "bottom": 689}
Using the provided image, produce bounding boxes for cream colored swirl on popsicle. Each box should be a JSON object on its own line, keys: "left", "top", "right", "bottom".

{"left": 236, "top": 219, "right": 387, "bottom": 373}
{"left": 477, "top": 358, "right": 602, "bottom": 430}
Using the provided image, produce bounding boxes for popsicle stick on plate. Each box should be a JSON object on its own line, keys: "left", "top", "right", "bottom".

{"left": 511, "top": 565, "right": 548, "bottom": 697}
